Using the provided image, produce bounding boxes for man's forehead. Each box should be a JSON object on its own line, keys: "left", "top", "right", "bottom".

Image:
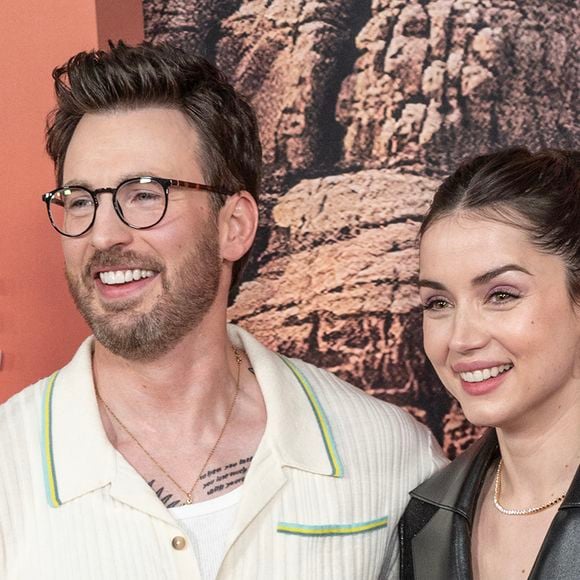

{"left": 62, "top": 107, "right": 203, "bottom": 185}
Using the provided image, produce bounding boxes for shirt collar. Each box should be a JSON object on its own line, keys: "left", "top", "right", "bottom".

{"left": 42, "top": 337, "right": 116, "bottom": 507}
{"left": 226, "top": 324, "right": 343, "bottom": 478}
{"left": 42, "top": 326, "right": 342, "bottom": 508}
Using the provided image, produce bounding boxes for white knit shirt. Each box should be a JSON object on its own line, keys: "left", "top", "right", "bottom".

{"left": 169, "top": 487, "right": 243, "bottom": 580}
{"left": 0, "top": 325, "right": 447, "bottom": 579}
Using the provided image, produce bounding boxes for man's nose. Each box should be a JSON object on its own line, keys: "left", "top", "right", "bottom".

{"left": 89, "top": 194, "right": 134, "bottom": 250}
{"left": 448, "top": 306, "right": 490, "bottom": 354}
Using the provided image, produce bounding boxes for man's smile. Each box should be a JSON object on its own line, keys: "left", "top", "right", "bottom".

{"left": 98, "top": 269, "right": 156, "bottom": 285}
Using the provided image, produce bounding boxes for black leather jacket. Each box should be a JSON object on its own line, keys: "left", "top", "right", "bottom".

{"left": 399, "top": 430, "right": 580, "bottom": 579}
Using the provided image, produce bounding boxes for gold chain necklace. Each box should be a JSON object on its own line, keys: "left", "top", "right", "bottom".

{"left": 96, "top": 347, "right": 243, "bottom": 505}
{"left": 493, "top": 459, "right": 567, "bottom": 516}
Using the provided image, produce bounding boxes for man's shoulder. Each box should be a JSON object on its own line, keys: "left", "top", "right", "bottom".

{"left": 0, "top": 377, "right": 52, "bottom": 484}
{"left": 285, "top": 355, "right": 448, "bottom": 480}
{"left": 286, "top": 356, "right": 437, "bottom": 446}
{"left": 0, "top": 376, "right": 50, "bottom": 433}
{"left": 1, "top": 337, "right": 93, "bottom": 426}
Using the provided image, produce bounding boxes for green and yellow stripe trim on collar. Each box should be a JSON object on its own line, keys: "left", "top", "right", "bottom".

{"left": 279, "top": 356, "right": 343, "bottom": 478}
{"left": 277, "top": 516, "right": 389, "bottom": 537}
{"left": 42, "top": 371, "right": 62, "bottom": 507}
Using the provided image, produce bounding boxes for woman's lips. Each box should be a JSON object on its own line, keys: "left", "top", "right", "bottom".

{"left": 459, "top": 366, "right": 513, "bottom": 396}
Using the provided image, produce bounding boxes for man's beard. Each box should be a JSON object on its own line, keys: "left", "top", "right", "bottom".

{"left": 66, "top": 227, "right": 222, "bottom": 361}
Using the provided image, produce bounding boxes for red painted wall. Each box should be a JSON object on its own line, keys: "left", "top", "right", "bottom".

{"left": 0, "top": 0, "right": 143, "bottom": 402}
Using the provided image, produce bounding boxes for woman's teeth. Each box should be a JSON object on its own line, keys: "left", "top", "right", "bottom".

{"left": 460, "top": 364, "right": 513, "bottom": 383}
{"left": 99, "top": 269, "right": 155, "bottom": 285}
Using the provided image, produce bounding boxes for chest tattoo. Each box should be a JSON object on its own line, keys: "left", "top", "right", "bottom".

{"left": 148, "top": 455, "right": 254, "bottom": 507}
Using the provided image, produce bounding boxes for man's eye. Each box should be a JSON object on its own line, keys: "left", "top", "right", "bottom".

{"left": 132, "top": 190, "right": 162, "bottom": 202}
{"left": 68, "top": 197, "right": 93, "bottom": 210}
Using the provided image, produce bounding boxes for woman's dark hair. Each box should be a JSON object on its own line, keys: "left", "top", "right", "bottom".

{"left": 420, "top": 147, "right": 580, "bottom": 302}
{"left": 45, "top": 41, "right": 262, "bottom": 290}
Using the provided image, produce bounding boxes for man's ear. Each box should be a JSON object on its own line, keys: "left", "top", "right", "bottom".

{"left": 219, "top": 191, "right": 259, "bottom": 262}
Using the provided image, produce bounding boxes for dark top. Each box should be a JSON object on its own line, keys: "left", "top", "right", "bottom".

{"left": 399, "top": 430, "right": 580, "bottom": 579}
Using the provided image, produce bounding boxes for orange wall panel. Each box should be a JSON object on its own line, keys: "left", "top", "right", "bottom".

{"left": 96, "top": 0, "right": 145, "bottom": 48}
{"left": 0, "top": 0, "right": 144, "bottom": 401}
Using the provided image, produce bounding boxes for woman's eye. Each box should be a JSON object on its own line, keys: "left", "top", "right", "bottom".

{"left": 488, "top": 289, "right": 520, "bottom": 304}
{"left": 423, "top": 298, "right": 451, "bottom": 311}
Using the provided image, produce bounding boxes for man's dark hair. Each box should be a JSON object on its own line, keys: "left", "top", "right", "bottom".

{"left": 46, "top": 41, "right": 262, "bottom": 290}
{"left": 420, "top": 147, "right": 580, "bottom": 302}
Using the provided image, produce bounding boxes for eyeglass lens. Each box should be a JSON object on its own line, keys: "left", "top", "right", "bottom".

{"left": 48, "top": 178, "right": 167, "bottom": 236}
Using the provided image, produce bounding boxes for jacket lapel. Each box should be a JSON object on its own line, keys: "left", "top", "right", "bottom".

{"left": 529, "top": 466, "right": 580, "bottom": 578}
{"left": 410, "top": 430, "right": 499, "bottom": 518}
{"left": 411, "top": 507, "right": 472, "bottom": 579}
{"left": 409, "top": 430, "right": 499, "bottom": 579}
{"left": 409, "top": 431, "right": 580, "bottom": 579}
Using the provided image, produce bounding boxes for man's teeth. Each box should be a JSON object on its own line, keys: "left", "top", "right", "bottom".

{"left": 460, "top": 364, "right": 513, "bottom": 383}
{"left": 99, "top": 269, "right": 155, "bottom": 285}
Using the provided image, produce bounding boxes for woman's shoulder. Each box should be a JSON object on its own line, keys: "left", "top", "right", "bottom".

{"left": 409, "top": 429, "right": 498, "bottom": 511}
{"left": 399, "top": 432, "right": 498, "bottom": 579}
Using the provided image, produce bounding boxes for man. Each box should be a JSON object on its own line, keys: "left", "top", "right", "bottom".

{"left": 0, "top": 43, "right": 446, "bottom": 579}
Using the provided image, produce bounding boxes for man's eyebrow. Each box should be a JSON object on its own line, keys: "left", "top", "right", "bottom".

{"left": 471, "top": 264, "right": 532, "bottom": 286}
{"left": 62, "top": 173, "right": 157, "bottom": 188}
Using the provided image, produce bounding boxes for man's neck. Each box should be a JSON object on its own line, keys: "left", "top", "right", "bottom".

{"left": 92, "top": 314, "right": 238, "bottom": 425}
{"left": 91, "top": 318, "right": 267, "bottom": 505}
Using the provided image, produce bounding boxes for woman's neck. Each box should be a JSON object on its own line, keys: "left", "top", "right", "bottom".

{"left": 495, "top": 401, "right": 580, "bottom": 505}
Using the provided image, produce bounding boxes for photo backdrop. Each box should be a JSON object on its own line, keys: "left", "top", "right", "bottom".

{"left": 143, "top": 0, "right": 578, "bottom": 458}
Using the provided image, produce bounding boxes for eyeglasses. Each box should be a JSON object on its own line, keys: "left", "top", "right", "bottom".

{"left": 41, "top": 176, "right": 233, "bottom": 237}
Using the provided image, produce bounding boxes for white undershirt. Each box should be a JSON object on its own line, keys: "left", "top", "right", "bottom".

{"left": 169, "top": 486, "right": 243, "bottom": 580}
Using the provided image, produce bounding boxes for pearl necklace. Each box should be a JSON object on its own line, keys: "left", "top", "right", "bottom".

{"left": 493, "top": 459, "right": 567, "bottom": 516}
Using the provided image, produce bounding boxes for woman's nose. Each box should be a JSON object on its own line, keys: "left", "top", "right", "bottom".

{"left": 448, "top": 307, "right": 490, "bottom": 354}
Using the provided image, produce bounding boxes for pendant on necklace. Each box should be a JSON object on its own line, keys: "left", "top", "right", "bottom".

{"left": 186, "top": 494, "right": 193, "bottom": 505}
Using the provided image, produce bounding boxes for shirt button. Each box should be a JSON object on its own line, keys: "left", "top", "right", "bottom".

{"left": 172, "top": 536, "right": 186, "bottom": 550}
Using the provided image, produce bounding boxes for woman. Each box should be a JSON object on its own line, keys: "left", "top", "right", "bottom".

{"left": 400, "top": 148, "right": 580, "bottom": 579}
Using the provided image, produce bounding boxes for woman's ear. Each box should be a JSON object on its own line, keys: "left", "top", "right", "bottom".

{"left": 219, "top": 191, "right": 259, "bottom": 262}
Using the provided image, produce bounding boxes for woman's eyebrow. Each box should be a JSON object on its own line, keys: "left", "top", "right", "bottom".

{"left": 418, "top": 264, "right": 532, "bottom": 291}
{"left": 417, "top": 279, "right": 447, "bottom": 291}
{"left": 471, "top": 264, "right": 533, "bottom": 286}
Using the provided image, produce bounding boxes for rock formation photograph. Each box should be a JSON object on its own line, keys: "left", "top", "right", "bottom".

{"left": 144, "top": 0, "right": 578, "bottom": 456}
